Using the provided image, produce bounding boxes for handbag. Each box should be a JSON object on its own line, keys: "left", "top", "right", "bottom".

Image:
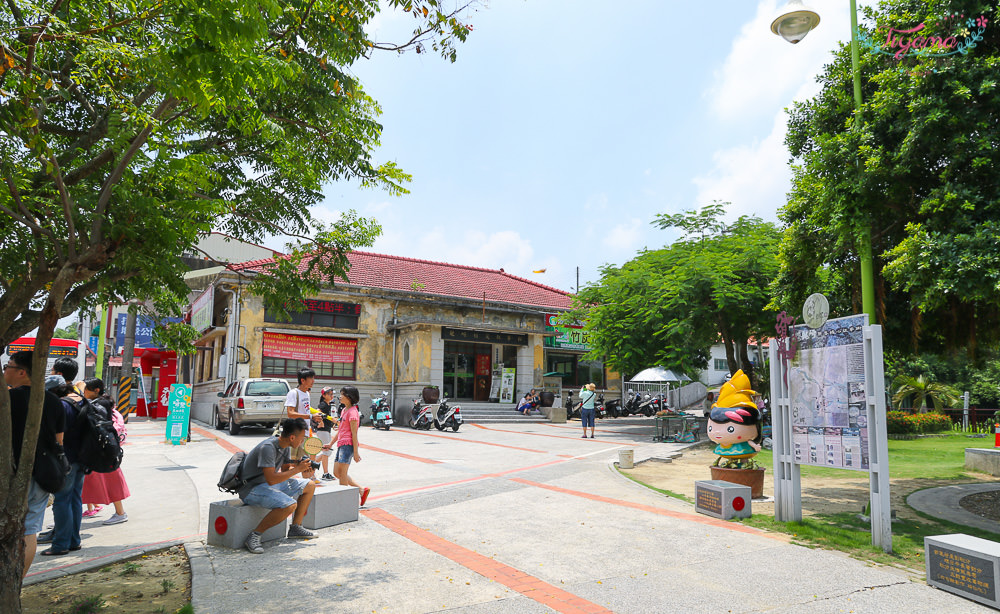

{"left": 34, "top": 442, "right": 71, "bottom": 494}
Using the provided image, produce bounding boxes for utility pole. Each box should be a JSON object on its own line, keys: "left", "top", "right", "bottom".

{"left": 118, "top": 302, "right": 138, "bottom": 422}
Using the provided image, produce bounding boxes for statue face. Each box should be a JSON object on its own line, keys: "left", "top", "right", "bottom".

{"left": 707, "top": 419, "right": 758, "bottom": 446}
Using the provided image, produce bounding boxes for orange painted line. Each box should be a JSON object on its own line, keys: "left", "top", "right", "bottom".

{"left": 362, "top": 508, "right": 612, "bottom": 614}
{"left": 363, "top": 444, "right": 442, "bottom": 464}
{"left": 191, "top": 425, "right": 243, "bottom": 454}
{"left": 510, "top": 478, "right": 779, "bottom": 539}
{"left": 391, "top": 427, "right": 550, "bottom": 454}
{"left": 471, "top": 423, "right": 646, "bottom": 445}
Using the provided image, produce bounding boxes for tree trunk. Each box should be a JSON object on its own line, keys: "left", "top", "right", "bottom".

{"left": 718, "top": 316, "right": 738, "bottom": 379}
{"left": 738, "top": 338, "right": 755, "bottom": 389}
{"left": 0, "top": 508, "right": 27, "bottom": 613}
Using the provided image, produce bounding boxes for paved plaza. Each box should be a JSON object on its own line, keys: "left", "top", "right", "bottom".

{"left": 24, "top": 418, "right": 996, "bottom": 613}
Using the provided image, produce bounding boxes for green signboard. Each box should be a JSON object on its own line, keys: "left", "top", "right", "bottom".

{"left": 544, "top": 313, "right": 591, "bottom": 351}
{"left": 165, "top": 383, "right": 191, "bottom": 444}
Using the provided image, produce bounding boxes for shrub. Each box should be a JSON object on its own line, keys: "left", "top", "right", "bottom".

{"left": 886, "top": 411, "right": 951, "bottom": 434}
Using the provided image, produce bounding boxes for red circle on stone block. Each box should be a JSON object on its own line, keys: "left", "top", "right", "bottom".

{"left": 214, "top": 516, "right": 228, "bottom": 535}
{"left": 732, "top": 497, "right": 745, "bottom": 511}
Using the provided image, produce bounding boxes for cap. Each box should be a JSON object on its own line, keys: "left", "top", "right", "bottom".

{"left": 320, "top": 386, "right": 335, "bottom": 395}
{"left": 45, "top": 374, "right": 66, "bottom": 390}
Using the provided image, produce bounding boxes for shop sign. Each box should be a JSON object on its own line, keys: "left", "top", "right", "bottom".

{"left": 6, "top": 339, "right": 79, "bottom": 357}
{"left": 165, "top": 383, "right": 191, "bottom": 444}
{"left": 299, "top": 299, "right": 361, "bottom": 315}
{"left": 115, "top": 314, "right": 182, "bottom": 350}
{"left": 543, "top": 313, "right": 591, "bottom": 351}
{"left": 441, "top": 327, "right": 528, "bottom": 346}
{"left": 262, "top": 332, "right": 357, "bottom": 363}
{"left": 190, "top": 286, "right": 214, "bottom": 333}
{"left": 856, "top": 13, "right": 988, "bottom": 64}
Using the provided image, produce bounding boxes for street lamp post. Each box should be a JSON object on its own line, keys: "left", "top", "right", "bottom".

{"left": 771, "top": 0, "right": 877, "bottom": 324}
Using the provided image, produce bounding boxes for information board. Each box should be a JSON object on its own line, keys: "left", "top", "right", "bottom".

{"left": 499, "top": 368, "right": 516, "bottom": 403}
{"left": 786, "top": 314, "right": 869, "bottom": 471}
{"left": 165, "top": 383, "right": 191, "bottom": 444}
{"left": 927, "top": 541, "right": 997, "bottom": 604}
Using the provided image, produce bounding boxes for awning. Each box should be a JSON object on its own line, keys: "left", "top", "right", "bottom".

{"left": 108, "top": 357, "right": 143, "bottom": 367}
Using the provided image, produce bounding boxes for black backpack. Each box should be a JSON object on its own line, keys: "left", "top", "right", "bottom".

{"left": 75, "top": 399, "right": 124, "bottom": 473}
{"left": 217, "top": 451, "right": 248, "bottom": 494}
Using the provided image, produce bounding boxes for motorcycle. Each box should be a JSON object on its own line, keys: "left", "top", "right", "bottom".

{"left": 369, "top": 390, "right": 393, "bottom": 430}
{"left": 409, "top": 399, "right": 434, "bottom": 430}
{"left": 595, "top": 394, "right": 607, "bottom": 420}
{"left": 564, "top": 391, "right": 579, "bottom": 419}
{"left": 605, "top": 397, "right": 622, "bottom": 419}
{"left": 636, "top": 393, "right": 657, "bottom": 417}
{"left": 434, "top": 397, "right": 463, "bottom": 432}
{"left": 621, "top": 391, "right": 641, "bottom": 417}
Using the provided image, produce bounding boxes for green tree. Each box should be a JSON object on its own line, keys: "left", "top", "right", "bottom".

{"left": 0, "top": 0, "right": 476, "bottom": 607}
{"left": 891, "top": 374, "right": 960, "bottom": 412}
{"left": 53, "top": 321, "right": 77, "bottom": 339}
{"left": 574, "top": 203, "right": 781, "bottom": 388}
{"left": 778, "top": 0, "right": 1000, "bottom": 358}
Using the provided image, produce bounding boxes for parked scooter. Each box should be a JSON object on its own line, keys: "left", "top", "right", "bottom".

{"left": 636, "top": 393, "right": 657, "bottom": 417}
{"left": 434, "top": 398, "right": 463, "bottom": 432}
{"left": 409, "top": 399, "right": 434, "bottom": 430}
{"left": 369, "top": 391, "right": 393, "bottom": 430}
{"left": 621, "top": 391, "right": 641, "bottom": 416}
{"left": 605, "top": 397, "right": 622, "bottom": 418}
{"left": 595, "top": 394, "right": 607, "bottom": 419}
{"left": 564, "top": 391, "right": 578, "bottom": 419}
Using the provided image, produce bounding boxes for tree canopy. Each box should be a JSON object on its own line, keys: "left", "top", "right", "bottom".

{"left": 573, "top": 202, "right": 781, "bottom": 387}
{"left": 777, "top": 0, "right": 1000, "bottom": 358}
{"left": 0, "top": 0, "right": 476, "bottom": 604}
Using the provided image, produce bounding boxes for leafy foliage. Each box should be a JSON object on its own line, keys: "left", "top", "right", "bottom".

{"left": 778, "top": 0, "right": 1000, "bottom": 357}
{"left": 573, "top": 202, "right": 780, "bottom": 386}
{"left": 886, "top": 410, "right": 952, "bottom": 434}
{"left": 891, "top": 374, "right": 960, "bottom": 412}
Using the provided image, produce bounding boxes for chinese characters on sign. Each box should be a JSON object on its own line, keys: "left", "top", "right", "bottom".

{"left": 261, "top": 332, "right": 357, "bottom": 363}
{"left": 928, "top": 546, "right": 996, "bottom": 602}
{"left": 299, "top": 299, "right": 361, "bottom": 315}
{"left": 441, "top": 327, "right": 528, "bottom": 346}
{"left": 165, "top": 383, "right": 191, "bottom": 444}
{"left": 543, "top": 314, "right": 591, "bottom": 351}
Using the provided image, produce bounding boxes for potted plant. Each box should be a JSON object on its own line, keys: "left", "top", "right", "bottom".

{"left": 422, "top": 385, "right": 440, "bottom": 404}
{"left": 707, "top": 370, "right": 765, "bottom": 498}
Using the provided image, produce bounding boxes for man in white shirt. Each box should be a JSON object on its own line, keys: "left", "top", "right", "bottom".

{"left": 283, "top": 368, "right": 316, "bottom": 473}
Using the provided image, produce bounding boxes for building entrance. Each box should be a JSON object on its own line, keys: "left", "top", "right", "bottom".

{"left": 443, "top": 341, "right": 491, "bottom": 400}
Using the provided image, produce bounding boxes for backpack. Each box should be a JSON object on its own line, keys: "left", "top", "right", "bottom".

{"left": 217, "top": 451, "right": 248, "bottom": 494}
{"left": 110, "top": 408, "right": 127, "bottom": 443}
{"left": 74, "top": 399, "right": 124, "bottom": 473}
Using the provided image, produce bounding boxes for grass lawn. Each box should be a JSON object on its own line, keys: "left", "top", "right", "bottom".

{"left": 735, "top": 434, "right": 1000, "bottom": 569}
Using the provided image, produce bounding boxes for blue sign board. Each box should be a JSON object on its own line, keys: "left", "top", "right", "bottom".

{"left": 165, "top": 384, "right": 191, "bottom": 444}
{"left": 115, "top": 315, "right": 181, "bottom": 350}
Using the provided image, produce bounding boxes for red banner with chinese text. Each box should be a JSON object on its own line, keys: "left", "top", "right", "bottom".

{"left": 262, "top": 333, "right": 356, "bottom": 363}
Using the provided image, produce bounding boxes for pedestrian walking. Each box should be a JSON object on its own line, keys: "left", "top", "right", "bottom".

{"left": 333, "top": 386, "right": 369, "bottom": 507}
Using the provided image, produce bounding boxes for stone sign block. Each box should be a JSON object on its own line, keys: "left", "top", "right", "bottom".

{"left": 925, "top": 533, "right": 1000, "bottom": 609}
{"left": 695, "top": 480, "right": 751, "bottom": 520}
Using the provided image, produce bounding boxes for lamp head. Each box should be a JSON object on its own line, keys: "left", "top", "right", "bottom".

{"left": 770, "top": 0, "right": 821, "bottom": 44}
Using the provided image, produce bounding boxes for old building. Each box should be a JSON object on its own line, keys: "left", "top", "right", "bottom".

{"left": 187, "top": 251, "right": 605, "bottom": 424}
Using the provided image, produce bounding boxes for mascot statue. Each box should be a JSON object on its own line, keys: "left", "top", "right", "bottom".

{"left": 707, "top": 369, "right": 763, "bottom": 470}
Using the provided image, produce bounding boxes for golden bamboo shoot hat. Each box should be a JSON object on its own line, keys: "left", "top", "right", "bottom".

{"left": 713, "top": 369, "right": 758, "bottom": 410}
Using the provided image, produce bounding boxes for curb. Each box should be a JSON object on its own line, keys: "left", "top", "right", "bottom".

{"left": 184, "top": 540, "right": 215, "bottom": 612}
{"left": 23, "top": 537, "right": 193, "bottom": 586}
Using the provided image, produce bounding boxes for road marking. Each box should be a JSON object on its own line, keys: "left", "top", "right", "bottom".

{"left": 363, "top": 444, "right": 443, "bottom": 464}
{"left": 510, "top": 478, "right": 780, "bottom": 539}
{"left": 471, "top": 423, "right": 648, "bottom": 445}
{"left": 191, "top": 426, "right": 243, "bottom": 454}
{"left": 362, "top": 508, "right": 613, "bottom": 614}
{"left": 392, "top": 427, "right": 551, "bottom": 454}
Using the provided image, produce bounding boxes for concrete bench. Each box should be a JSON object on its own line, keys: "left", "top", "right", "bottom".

{"left": 965, "top": 448, "right": 1000, "bottom": 476}
{"left": 208, "top": 499, "right": 288, "bottom": 549}
{"left": 302, "top": 484, "right": 359, "bottom": 530}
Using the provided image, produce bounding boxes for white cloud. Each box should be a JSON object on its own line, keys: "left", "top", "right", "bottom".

{"left": 707, "top": 0, "right": 852, "bottom": 122}
{"left": 601, "top": 218, "right": 644, "bottom": 252}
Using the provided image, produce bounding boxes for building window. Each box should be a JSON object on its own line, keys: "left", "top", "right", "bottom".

{"left": 714, "top": 358, "right": 728, "bottom": 371}
{"left": 545, "top": 352, "right": 605, "bottom": 388}
{"left": 264, "top": 308, "right": 359, "bottom": 330}
{"left": 261, "top": 357, "right": 356, "bottom": 380}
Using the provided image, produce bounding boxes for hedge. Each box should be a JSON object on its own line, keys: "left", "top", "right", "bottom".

{"left": 886, "top": 411, "right": 951, "bottom": 434}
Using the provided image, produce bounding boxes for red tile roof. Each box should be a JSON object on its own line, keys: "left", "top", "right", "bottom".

{"left": 231, "top": 251, "right": 573, "bottom": 311}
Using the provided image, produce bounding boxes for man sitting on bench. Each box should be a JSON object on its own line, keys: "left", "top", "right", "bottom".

{"left": 239, "top": 418, "right": 318, "bottom": 554}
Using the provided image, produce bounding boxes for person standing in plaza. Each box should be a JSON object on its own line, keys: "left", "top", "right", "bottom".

{"left": 81, "top": 390, "right": 131, "bottom": 525}
{"left": 282, "top": 368, "right": 318, "bottom": 482}
{"left": 579, "top": 383, "right": 597, "bottom": 439}
{"left": 333, "top": 386, "right": 369, "bottom": 507}
{"left": 315, "top": 386, "right": 338, "bottom": 481}
{"left": 6, "top": 350, "right": 66, "bottom": 576}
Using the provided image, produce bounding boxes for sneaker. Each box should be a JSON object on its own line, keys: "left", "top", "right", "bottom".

{"left": 82, "top": 506, "right": 103, "bottom": 518}
{"left": 103, "top": 513, "right": 128, "bottom": 525}
{"left": 37, "top": 530, "right": 54, "bottom": 543}
{"left": 321, "top": 473, "right": 335, "bottom": 481}
{"left": 360, "top": 487, "right": 371, "bottom": 507}
{"left": 287, "top": 524, "right": 315, "bottom": 539}
{"left": 245, "top": 531, "right": 264, "bottom": 554}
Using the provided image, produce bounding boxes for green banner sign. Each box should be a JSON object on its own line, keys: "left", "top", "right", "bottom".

{"left": 165, "top": 383, "right": 191, "bottom": 444}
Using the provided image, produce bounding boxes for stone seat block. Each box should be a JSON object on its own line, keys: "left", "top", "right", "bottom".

{"left": 208, "top": 499, "right": 287, "bottom": 549}
{"left": 302, "top": 484, "right": 359, "bottom": 530}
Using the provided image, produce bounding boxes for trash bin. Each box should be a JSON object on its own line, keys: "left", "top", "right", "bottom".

{"left": 539, "top": 391, "right": 555, "bottom": 407}
{"left": 618, "top": 449, "right": 634, "bottom": 469}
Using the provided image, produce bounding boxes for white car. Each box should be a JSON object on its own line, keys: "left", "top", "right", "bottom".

{"left": 214, "top": 378, "right": 291, "bottom": 435}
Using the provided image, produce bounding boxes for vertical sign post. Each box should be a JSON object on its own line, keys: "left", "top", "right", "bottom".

{"left": 165, "top": 383, "right": 192, "bottom": 445}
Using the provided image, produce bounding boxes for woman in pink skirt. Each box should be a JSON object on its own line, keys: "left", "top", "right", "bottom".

{"left": 81, "top": 387, "right": 130, "bottom": 525}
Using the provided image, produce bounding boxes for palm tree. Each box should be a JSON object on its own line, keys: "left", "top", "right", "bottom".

{"left": 891, "top": 375, "right": 960, "bottom": 413}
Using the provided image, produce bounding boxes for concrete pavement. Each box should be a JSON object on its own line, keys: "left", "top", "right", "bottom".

{"left": 24, "top": 417, "right": 998, "bottom": 613}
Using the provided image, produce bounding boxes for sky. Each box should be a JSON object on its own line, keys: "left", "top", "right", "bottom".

{"left": 263, "top": 0, "right": 869, "bottom": 295}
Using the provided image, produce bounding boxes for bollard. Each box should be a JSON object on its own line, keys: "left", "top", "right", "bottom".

{"left": 995, "top": 424, "right": 999, "bottom": 448}
{"left": 619, "top": 449, "right": 634, "bottom": 469}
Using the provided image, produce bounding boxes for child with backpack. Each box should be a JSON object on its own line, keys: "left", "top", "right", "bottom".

{"left": 79, "top": 382, "right": 131, "bottom": 525}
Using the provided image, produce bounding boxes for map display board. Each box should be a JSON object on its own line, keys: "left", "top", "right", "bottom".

{"left": 787, "top": 314, "right": 869, "bottom": 471}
